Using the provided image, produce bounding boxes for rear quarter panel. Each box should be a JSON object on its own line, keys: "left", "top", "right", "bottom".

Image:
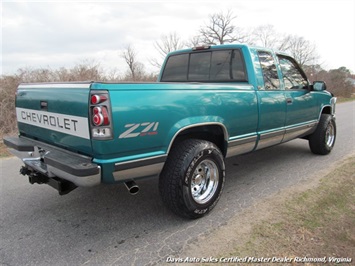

{"left": 90, "top": 82, "right": 258, "bottom": 163}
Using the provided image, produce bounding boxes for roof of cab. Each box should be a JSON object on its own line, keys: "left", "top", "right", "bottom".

{"left": 167, "top": 43, "right": 290, "bottom": 57}
{"left": 167, "top": 43, "right": 250, "bottom": 56}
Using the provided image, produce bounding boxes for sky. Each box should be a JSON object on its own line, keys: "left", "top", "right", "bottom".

{"left": 1, "top": 0, "right": 355, "bottom": 76}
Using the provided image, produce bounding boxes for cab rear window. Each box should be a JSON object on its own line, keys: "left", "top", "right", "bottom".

{"left": 161, "top": 49, "right": 247, "bottom": 82}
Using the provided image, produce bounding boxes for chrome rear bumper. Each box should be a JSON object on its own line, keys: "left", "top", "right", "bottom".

{"left": 4, "top": 136, "right": 101, "bottom": 188}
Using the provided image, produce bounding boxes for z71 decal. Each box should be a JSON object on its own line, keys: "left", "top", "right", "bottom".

{"left": 119, "top": 122, "right": 159, "bottom": 139}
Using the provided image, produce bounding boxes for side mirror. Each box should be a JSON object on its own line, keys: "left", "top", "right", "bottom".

{"left": 313, "top": 81, "right": 327, "bottom": 91}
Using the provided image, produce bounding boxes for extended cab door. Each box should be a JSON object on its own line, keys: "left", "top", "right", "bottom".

{"left": 277, "top": 55, "right": 318, "bottom": 142}
{"left": 255, "top": 50, "right": 286, "bottom": 149}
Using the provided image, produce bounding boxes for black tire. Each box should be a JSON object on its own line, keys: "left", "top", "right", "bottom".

{"left": 159, "top": 139, "right": 225, "bottom": 219}
{"left": 309, "top": 114, "right": 336, "bottom": 155}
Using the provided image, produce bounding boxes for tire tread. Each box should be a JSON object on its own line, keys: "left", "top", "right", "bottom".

{"left": 309, "top": 114, "right": 336, "bottom": 155}
{"left": 159, "top": 139, "right": 222, "bottom": 218}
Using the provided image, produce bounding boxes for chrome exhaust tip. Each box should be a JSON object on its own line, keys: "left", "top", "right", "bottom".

{"left": 124, "top": 180, "right": 139, "bottom": 195}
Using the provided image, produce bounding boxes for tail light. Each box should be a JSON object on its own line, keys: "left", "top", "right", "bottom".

{"left": 90, "top": 91, "right": 113, "bottom": 139}
{"left": 92, "top": 107, "right": 109, "bottom": 126}
{"left": 91, "top": 94, "right": 107, "bottom": 105}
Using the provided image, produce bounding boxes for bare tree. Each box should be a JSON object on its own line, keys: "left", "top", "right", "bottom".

{"left": 250, "top": 25, "right": 318, "bottom": 67}
{"left": 276, "top": 34, "right": 294, "bottom": 52}
{"left": 250, "top": 25, "right": 293, "bottom": 51}
{"left": 251, "top": 24, "right": 279, "bottom": 48}
{"left": 285, "top": 35, "right": 319, "bottom": 67}
{"left": 151, "top": 32, "right": 186, "bottom": 68}
{"left": 121, "top": 44, "right": 145, "bottom": 81}
{"left": 198, "top": 10, "right": 246, "bottom": 45}
{"left": 327, "top": 67, "right": 354, "bottom": 97}
{"left": 155, "top": 32, "right": 185, "bottom": 58}
{"left": 187, "top": 35, "right": 203, "bottom": 47}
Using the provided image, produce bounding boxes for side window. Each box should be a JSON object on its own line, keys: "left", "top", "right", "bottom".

{"left": 257, "top": 51, "right": 280, "bottom": 90}
{"left": 161, "top": 54, "right": 189, "bottom": 81}
{"left": 278, "top": 55, "right": 308, "bottom": 90}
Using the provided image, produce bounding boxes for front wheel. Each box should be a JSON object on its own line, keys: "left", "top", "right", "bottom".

{"left": 159, "top": 139, "right": 225, "bottom": 219}
{"left": 309, "top": 114, "right": 336, "bottom": 155}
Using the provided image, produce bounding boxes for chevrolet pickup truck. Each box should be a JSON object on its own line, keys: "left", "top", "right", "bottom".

{"left": 4, "top": 44, "right": 336, "bottom": 218}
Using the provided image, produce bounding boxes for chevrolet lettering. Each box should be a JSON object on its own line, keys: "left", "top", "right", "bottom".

{"left": 19, "top": 109, "right": 78, "bottom": 131}
{"left": 16, "top": 108, "right": 90, "bottom": 139}
{"left": 4, "top": 44, "right": 336, "bottom": 218}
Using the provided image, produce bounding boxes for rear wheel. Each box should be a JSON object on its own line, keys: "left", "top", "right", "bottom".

{"left": 159, "top": 139, "right": 225, "bottom": 219}
{"left": 309, "top": 114, "right": 336, "bottom": 155}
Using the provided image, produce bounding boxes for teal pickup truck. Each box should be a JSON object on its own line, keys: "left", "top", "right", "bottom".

{"left": 4, "top": 44, "right": 336, "bottom": 218}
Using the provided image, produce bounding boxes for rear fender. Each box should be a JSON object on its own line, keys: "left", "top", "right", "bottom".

{"left": 166, "top": 117, "right": 228, "bottom": 157}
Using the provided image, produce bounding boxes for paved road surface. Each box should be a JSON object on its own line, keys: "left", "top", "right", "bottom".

{"left": 1, "top": 101, "right": 354, "bottom": 266}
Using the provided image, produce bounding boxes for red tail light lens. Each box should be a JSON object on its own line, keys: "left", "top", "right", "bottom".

{"left": 93, "top": 106, "right": 101, "bottom": 115}
{"left": 91, "top": 94, "right": 107, "bottom": 105}
{"left": 90, "top": 90, "right": 112, "bottom": 140}
{"left": 93, "top": 113, "right": 104, "bottom": 126}
{"left": 92, "top": 106, "right": 109, "bottom": 126}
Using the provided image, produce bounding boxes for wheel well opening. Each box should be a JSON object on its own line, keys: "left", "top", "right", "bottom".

{"left": 172, "top": 125, "right": 227, "bottom": 157}
{"left": 322, "top": 106, "right": 331, "bottom": 115}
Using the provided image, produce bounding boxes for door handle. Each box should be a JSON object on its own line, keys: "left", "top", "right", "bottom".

{"left": 286, "top": 98, "right": 293, "bottom": 104}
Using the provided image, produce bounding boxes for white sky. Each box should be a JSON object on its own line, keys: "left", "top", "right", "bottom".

{"left": 1, "top": 0, "right": 355, "bottom": 76}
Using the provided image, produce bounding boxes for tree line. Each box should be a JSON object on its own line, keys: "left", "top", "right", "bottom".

{"left": 1, "top": 10, "right": 354, "bottom": 138}
{"left": 122, "top": 10, "right": 354, "bottom": 98}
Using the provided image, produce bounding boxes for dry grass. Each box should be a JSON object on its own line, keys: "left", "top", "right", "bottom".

{"left": 337, "top": 95, "right": 355, "bottom": 103}
{"left": 227, "top": 156, "right": 355, "bottom": 262}
{"left": 180, "top": 156, "right": 355, "bottom": 265}
{"left": 0, "top": 141, "right": 13, "bottom": 158}
{"left": 0, "top": 64, "right": 159, "bottom": 144}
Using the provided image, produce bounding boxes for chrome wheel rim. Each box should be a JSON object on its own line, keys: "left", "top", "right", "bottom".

{"left": 325, "top": 122, "right": 335, "bottom": 148}
{"left": 190, "top": 159, "right": 219, "bottom": 204}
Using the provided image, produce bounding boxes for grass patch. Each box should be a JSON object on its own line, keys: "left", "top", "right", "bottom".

{"left": 337, "top": 95, "right": 355, "bottom": 103}
{"left": 228, "top": 156, "right": 355, "bottom": 261}
{"left": 0, "top": 141, "right": 12, "bottom": 158}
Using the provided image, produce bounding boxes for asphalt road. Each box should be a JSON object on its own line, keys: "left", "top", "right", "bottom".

{"left": 1, "top": 101, "right": 354, "bottom": 266}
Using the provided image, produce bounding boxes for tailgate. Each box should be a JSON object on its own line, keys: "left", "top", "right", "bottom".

{"left": 15, "top": 82, "right": 92, "bottom": 155}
